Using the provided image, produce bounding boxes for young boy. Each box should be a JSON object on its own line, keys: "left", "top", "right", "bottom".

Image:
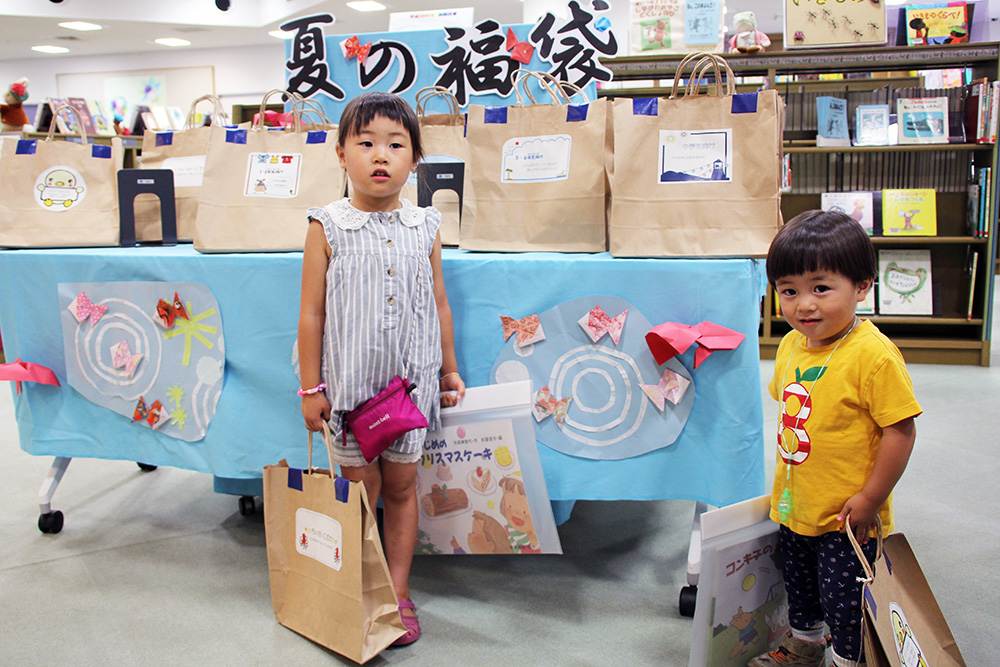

{"left": 750, "top": 210, "right": 921, "bottom": 667}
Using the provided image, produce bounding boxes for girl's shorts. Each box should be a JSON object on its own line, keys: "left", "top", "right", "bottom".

{"left": 329, "top": 425, "right": 427, "bottom": 468}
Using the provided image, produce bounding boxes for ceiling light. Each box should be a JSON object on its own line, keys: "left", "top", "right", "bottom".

{"left": 58, "top": 21, "right": 103, "bottom": 31}
{"left": 268, "top": 29, "right": 295, "bottom": 40}
{"left": 347, "top": 1, "right": 386, "bottom": 12}
{"left": 155, "top": 38, "right": 192, "bottom": 47}
{"left": 32, "top": 45, "right": 70, "bottom": 54}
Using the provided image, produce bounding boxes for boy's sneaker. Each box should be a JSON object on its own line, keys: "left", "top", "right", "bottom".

{"left": 748, "top": 632, "right": 826, "bottom": 666}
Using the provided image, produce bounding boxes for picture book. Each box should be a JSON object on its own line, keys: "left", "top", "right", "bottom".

{"left": 816, "top": 96, "right": 850, "bottom": 147}
{"left": 882, "top": 189, "right": 937, "bottom": 236}
{"left": 966, "top": 182, "right": 980, "bottom": 237}
{"left": 86, "top": 99, "right": 116, "bottom": 136}
{"left": 822, "top": 191, "right": 875, "bottom": 236}
{"left": 966, "top": 250, "right": 979, "bottom": 319}
{"left": 878, "top": 249, "right": 933, "bottom": 316}
{"left": 854, "top": 105, "right": 890, "bottom": 146}
{"left": 857, "top": 284, "right": 876, "bottom": 316}
{"left": 66, "top": 97, "right": 97, "bottom": 135}
{"left": 897, "top": 97, "right": 949, "bottom": 144}
{"left": 904, "top": 2, "right": 969, "bottom": 46}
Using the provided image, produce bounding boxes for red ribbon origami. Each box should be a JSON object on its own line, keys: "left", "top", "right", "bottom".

{"left": 341, "top": 35, "right": 372, "bottom": 64}
{"left": 156, "top": 292, "right": 189, "bottom": 328}
{"left": 645, "top": 321, "right": 746, "bottom": 369}
{"left": 505, "top": 28, "right": 535, "bottom": 65}
{"left": 0, "top": 358, "right": 60, "bottom": 394}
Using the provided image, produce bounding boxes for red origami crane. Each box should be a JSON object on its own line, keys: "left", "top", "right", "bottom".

{"left": 506, "top": 28, "right": 535, "bottom": 65}
{"left": 645, "top": 321, "right": 746, "bottom": 369}
{"left": 0, "top": 358, "right": 60, "bottom": 394}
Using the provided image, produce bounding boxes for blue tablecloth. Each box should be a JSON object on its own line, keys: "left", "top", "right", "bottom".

{"left": 0, "top": 246, "right": 766, "bottom": 508}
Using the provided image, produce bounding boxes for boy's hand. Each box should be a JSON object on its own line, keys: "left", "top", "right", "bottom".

{"left": 440, "top": 372, "right": 466, "bottom": 408}
{"left": 302, "top": 392, "right": 331, "bottom": 432}
{"left": 838, "top": 492, "right": 880, "bottom": 544}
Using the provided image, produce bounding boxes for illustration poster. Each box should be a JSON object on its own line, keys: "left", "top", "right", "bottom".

{"left": 415, "top": 381, "right": 562, "bottom": 555}
{"left": 58, "top": 281, "right": 225, "bottom": 442}
{"left": 784, "top": 0, "right": 887, "bottom": 48}
{"left": 689, "top": 496, "right": 789, "bottom": 667}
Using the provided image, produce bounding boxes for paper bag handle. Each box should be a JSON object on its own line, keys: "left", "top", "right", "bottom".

{"left": 670, "top": 52, "right": 736, "bottom": 99}
{"left": 512, "top": 70, "right": 566, "bottom": 106}
{"left": 185, "top": 94, "right": 230, "bottom": 129}
{"left": 415, "top": 86, "right": 460, "bottom": 119}
{"left": 306, "top": 422, "right": 339, "bottom": 478}
{"left": 845, "top": 516, "right": 884, "bottom": 583}
{"left": 49, "top": 104, "right": 88, "bottom": 144}
{"left": 255, "top": 89, "right": 300, "bottom": 132}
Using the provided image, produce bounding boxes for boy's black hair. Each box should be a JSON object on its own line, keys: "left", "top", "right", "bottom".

{"left": 766, "top": 209, "right": 876, "bottom": 286}
{"left": 337, "top": 91, "right": 423, "bottom": 161}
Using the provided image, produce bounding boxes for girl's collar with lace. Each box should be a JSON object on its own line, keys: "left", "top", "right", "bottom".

{"left": 330, "top": 198, "right": 424, "bottom": 230}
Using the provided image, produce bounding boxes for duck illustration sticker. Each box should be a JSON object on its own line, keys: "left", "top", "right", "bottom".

{"left": 890, "top": 603, "right": 928, "bottom": 667}
{"left": 35, "top": 165, "right": 86, "bottom": 210}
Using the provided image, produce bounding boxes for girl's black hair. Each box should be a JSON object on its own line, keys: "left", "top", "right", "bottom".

{"left": 337, "top": 91, "right": 423, "bottom": 161}
{"left": 766, "top": 209, "right": 876, "bottom": 286}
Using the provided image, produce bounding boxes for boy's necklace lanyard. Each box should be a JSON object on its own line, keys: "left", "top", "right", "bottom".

{"left": 777, "top": 316, "right": 858, "bottom": 522}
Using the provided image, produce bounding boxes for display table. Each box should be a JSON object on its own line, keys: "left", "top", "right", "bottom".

{"left": 0, "top": 246, "right": 766, "bottom": 527}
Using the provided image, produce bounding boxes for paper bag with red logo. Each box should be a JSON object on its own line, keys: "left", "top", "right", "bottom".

{"left": 134, "top": 94, "right": 228, "bottom": 242}
{"left": 609, "top": 53, "right": 783, "bottom": 257}
{"left": 848, "top": 521, "right": 965, "bottom": 667}
{"left": 194, "top": 90, "right": 343, "bottom": 252}
{"left": 264, "top": 425, "right": 405, "bottom": 663}
{"left": 0, "top": 105, "right": 123, "bottom": 248}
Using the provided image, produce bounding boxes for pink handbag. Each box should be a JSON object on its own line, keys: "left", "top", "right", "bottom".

{"left": 343, "top": 376, "right": 428, "bottom": 463}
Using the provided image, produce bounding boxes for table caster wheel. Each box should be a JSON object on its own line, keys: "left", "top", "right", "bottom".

{"left": 39, "top": 510, "right": 64, "bottom": 534}
{"left": 679, "top": 585, "right": 697, "bottom": 617}
{"left": 137, "top": 462, "right": 157, "bottom": 472}
{"left": 239, "top": 496, "right": 256, "bottom": 516}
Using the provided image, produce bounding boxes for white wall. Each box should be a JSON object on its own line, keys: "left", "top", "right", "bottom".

{"left": 0, "top": 43, "right": 287, "bottom": 120}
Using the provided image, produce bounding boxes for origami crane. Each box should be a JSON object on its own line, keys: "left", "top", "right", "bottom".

{"left": 645, "top": 321, "right": 746, "bottom": 369}
{"left": 133, "top": 396, "right": 170, "bottom": 429}
{"left": 340, "top": 35, "right": 372, "bottom": 65}
{"left": 532, "top": 385, "right": 572, "bottom": 426}
{"left": 506, "top": 28, "right": 535, "bottom": 65}
{"left": 639, "top": 368, "right": 691, "bottom": 411}
{"left": 155, "top": 292, "right": 189, "bottom": 328}
{"left": 578, "top": 305, "right": 627, "bottom": 345}
{"left": 0, "top": 359, "right": 60, "bottom": 394}
{"left": 500, "top": 313, "right": 545, "bottom": 347}
{"left": 67, "top": 291, "right": 108, "bottom": 325}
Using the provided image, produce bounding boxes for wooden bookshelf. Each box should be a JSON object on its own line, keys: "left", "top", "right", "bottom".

{"left": 600, "top": 43, "right": 1000, "bottom": 366}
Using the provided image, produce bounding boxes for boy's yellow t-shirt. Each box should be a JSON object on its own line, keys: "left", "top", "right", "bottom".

{"left": 768, "top": 319, "right": 922, "bottom": 536}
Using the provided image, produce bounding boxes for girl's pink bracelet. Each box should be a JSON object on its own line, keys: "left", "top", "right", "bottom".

{"left": 297, "top": 383, "right": 326, "bottom": 396}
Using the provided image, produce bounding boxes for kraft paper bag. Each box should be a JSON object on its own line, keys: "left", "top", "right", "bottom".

{"left": 609, "top": 53, "right": 783, "bottom": 257}
{"left": 194, "top": 90, "right": 343, "bottom": 252}
{"left": 0, "top": 105, "right": 123, "bottom": 248}
{"left": 264, "top": 425, "right": 405, "bottom": 663}
{"left": 848, "top": 522, "right": 966, "bottom": 667}
{"left": 462, "top": 72, "right": 607, "bottom": 252}
{"left": 399, "top": 86, "right": 475, "bottom": 246}
{"left": 134, "top": 94, "right": 229, "bottom": 242}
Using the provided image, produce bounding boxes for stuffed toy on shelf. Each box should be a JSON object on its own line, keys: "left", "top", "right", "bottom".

{"left": 728, "top": 11, "right": 770, "bottom": 54}
{"left": 1, "top": 77, "right": 30, "bottom": 132}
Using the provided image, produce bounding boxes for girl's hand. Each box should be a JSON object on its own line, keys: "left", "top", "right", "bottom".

{"left": 440, "top": 372, "right": 466, "bottom": 408}
{"left": 838, "top": 492, "right": 880, "bottom": 544}
{"left": 302, "top": 392, "right": 331, "bottom": 432}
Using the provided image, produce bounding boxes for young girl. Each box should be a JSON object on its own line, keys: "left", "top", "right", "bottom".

{"left": 750, "top": 210, "right": 921, "bottom": 667}
{"left": 297, "top": 91, "right": 466, "bottom": 647}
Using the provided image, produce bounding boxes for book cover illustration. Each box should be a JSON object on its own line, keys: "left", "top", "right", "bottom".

{"left": 905, "top": 2, "right": 969, "bottom": 46}
{"left": 816, "top": 97, "right": 850, "bottom": 147}
{"left": 878, "top": 249, "right": 933, "bottom": 316}
{"left": 857, "top": 284, "right": 876, "bottom": 316}
{"left": 854, "top": 105, "right": 890, "bottom": 146}
{"left": 66, "top": 98, "right": 97, "bottom": 135}
{"left": 821, "top": 191, "right": 875, "bottom": 236}
{"left": 882, "top": 189, "right": 937, "bottom": 236}
{"left": 897, "top": 97, "right": 949, "bottom": 145}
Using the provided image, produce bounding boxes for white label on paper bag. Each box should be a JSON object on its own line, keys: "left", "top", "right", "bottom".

{"left": 33, "top": 165, "right": 87, "bottom": 211}
{"left": 889, "top": 602, "right": 926, "bottom": 667}
{"left": 244, "top": 152, "right": 302, "bottom": 198}
{"left": 500, "top": 134, "right": 571, "bottom": 183}
{"left": 162, "top": 155, "right": 207, "bottom": 188}
{"left": 295, "top": 507, "right": 343, "bottom": 571}
{"left": 658, "top": 129, "right": 733, "bottom": 184}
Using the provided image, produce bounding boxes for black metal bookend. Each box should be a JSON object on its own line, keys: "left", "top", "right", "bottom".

{"left": 117, "top": 169, "right": 178, "bottom": 247}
